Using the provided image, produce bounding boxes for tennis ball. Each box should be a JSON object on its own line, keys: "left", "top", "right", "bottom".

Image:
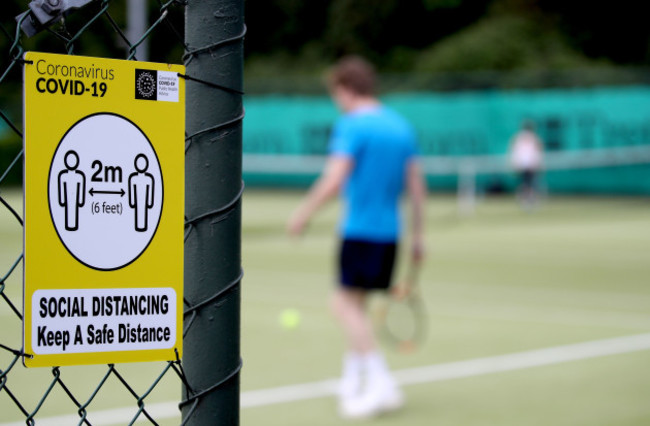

{"left": 279, "top": 308, "right": 301, "bottom": 330}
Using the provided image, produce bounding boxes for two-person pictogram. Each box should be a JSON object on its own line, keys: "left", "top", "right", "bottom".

{"left": 57, "top": 150, "right": 155, "bottom": 232}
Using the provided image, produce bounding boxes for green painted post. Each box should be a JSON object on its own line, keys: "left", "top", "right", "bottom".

{"left": 182, "top": 0, "right": 244, "bottom": 424}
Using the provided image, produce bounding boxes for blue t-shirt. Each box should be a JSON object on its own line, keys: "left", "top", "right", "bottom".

{"left": 329, "top": 105, "right": 418, "bottom": 242}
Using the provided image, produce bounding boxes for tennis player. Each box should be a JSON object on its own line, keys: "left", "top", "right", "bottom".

{"left": 287, "top": 55, "right": 426, "bottom": 419}
{"left": 509, "top": 119, "right": 544, "bottom": 209}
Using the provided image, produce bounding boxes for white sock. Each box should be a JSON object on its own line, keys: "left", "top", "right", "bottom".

{"left": 339, "top": 352, "right": 363, "bottom": 398}
{"left": 363, "top": 351, "right": 396, "bottom": 388}
{"left": 363, "top": 351, "right": 387, "bottom": 375}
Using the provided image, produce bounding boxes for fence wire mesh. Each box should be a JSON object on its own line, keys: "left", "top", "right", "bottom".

{"left": 0, "top": 1, "right": 234, "bottom": 425}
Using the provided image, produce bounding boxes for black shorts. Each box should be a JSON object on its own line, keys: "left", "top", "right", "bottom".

{"left": 519, "top": 170, "right": 537, "bottom": 189}
{"left": 338, "top": 239, "right": 397, "bottom": 291}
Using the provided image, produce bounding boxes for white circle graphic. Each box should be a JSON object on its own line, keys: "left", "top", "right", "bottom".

{"left": 48, "top": 113, "right": 163, "bottom": 270}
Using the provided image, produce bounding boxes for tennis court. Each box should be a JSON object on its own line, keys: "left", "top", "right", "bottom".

{"left": 2, "top": 188, "right": 649, "bottom": 425}
{"left": 239, "top": 189, "right": 650, "bottom": 425}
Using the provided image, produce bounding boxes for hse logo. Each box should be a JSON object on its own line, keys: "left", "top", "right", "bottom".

{"left": 48, "top": 113, "right": 163, "bottom": 271}
{"left": 135, "top": 68, "right": 179, "bottom": 102}
{"left": 135, "top": 69, "right": 157, "bottom": 100}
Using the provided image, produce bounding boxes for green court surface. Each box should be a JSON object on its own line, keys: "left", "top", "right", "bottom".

{"left": 241, "top": 190, "right": 650, "bottom": 426}
{"left": 1, "top": 188, "right": 650, "bottom": 425}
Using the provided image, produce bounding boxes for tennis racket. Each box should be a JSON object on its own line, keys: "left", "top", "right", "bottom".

{"left": 375, "top": 260, "right": 427, "bottom": 353}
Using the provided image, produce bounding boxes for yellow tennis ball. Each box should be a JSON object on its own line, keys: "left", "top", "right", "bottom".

{"left": 279, "top": 308, "right": 301, "bottom": 329}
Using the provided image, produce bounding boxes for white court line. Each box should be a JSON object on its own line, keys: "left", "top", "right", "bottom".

{"left": 241, "top": 332, "right": 650, "bottom": 406}
{"left": 3, "top": 333, "right": 650, "bottom": 426}
{"left": 432, "top": 303, "right": 650, "bottom": 330}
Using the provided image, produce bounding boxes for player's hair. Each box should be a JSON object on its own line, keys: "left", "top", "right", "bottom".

{"left": 522, "top": 119, "right": 536, "bottom": 131}
{"left": 327, "top": 55, "right": 377, "bottom": 96}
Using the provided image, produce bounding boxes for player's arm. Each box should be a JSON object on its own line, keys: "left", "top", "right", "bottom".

{"left": 407, "top": 160, "right": 426, "bottom": 263}
{"left": 287, "top": 155, "right": 352, "bottom": 236}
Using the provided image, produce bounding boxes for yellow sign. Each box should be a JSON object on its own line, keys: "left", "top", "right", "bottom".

{"left": 23, "top": 52, "right": 184, "bottom": 367}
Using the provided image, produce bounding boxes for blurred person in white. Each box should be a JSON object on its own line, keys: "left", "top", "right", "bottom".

{"left": 510, "top": 119, "right": 544, "bottom": 209}
{"left": 287, "top": 55, "right": 426, "bottom": 419}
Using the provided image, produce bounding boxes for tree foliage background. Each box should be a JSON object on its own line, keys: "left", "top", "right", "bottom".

{"left": 244, "top": 0, "right": 650, "bottom": 75}
{"left": 1, "top": 0, "right": 650, "bottom": 111}
{"left": 2, "top": 0, "right": 650, "bottom": 82}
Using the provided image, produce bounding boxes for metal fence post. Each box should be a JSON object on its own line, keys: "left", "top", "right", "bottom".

{"left": 182, "top": 0, "right": 244, "bottom": 424}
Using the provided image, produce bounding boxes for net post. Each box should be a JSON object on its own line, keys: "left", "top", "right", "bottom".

{"left": 182, "top": 0, "right": 244, "bottom": 424}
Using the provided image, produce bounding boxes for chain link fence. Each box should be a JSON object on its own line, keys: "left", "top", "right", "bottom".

{"left": 1, "top": 1, "right": 243, "bottom": 424}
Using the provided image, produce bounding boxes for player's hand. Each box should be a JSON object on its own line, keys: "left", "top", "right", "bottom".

{"left": 391, "top": 281, "right": 411, "bottom": 301}
{"left": 286, "top": 209, "right": 308, "bottom": 237}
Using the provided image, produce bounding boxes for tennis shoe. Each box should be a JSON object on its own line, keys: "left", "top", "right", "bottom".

{"left": 339, "top": 382, "right": 404, "bottom": 419}
{"left": 338, "top": 375, "right": 361, "bottom": 400}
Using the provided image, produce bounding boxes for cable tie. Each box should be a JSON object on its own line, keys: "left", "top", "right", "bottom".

{"left": 183, "top": 25, "right": 246, "bottom": 63}
{"left": 185, "top": 110, "right": 245, "bottom": 143}
{"left": 178, "top": 73, "right": 244, "bottom": 95}
{"left": 0, "top": 343, "right": 32, "bottom": 358}
{"left": 183, "top": 268, "right": 243, "bottom": 317}
{"left": 178, "top": 358, "right": 243, "bottom": 409}
{"left": 184, "top": 181, "right": 244, "bottom": 227}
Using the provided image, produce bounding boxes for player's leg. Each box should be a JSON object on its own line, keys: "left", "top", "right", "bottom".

{"left": 331, "top": 288, "right": 375, "bottom": 352}
{"left": 330, "top": 286, "right": 372, "bottom": 405}
{"left": 331, "top": 287, "right": 403, "bottom": 417}
{"left": 521, "top": 169, "right": 540, "bottom": 209}
{"left": 332, "top": 239, "right": 403, "bottom": 418}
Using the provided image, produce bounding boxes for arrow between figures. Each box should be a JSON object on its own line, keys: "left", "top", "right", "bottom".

{"left": 89, "top": 188, "right": 125, "bottom": 197}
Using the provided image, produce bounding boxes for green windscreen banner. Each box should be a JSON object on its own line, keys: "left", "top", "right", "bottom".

{"left": 243, "top": 86, "right": 650, "bottom": 194}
